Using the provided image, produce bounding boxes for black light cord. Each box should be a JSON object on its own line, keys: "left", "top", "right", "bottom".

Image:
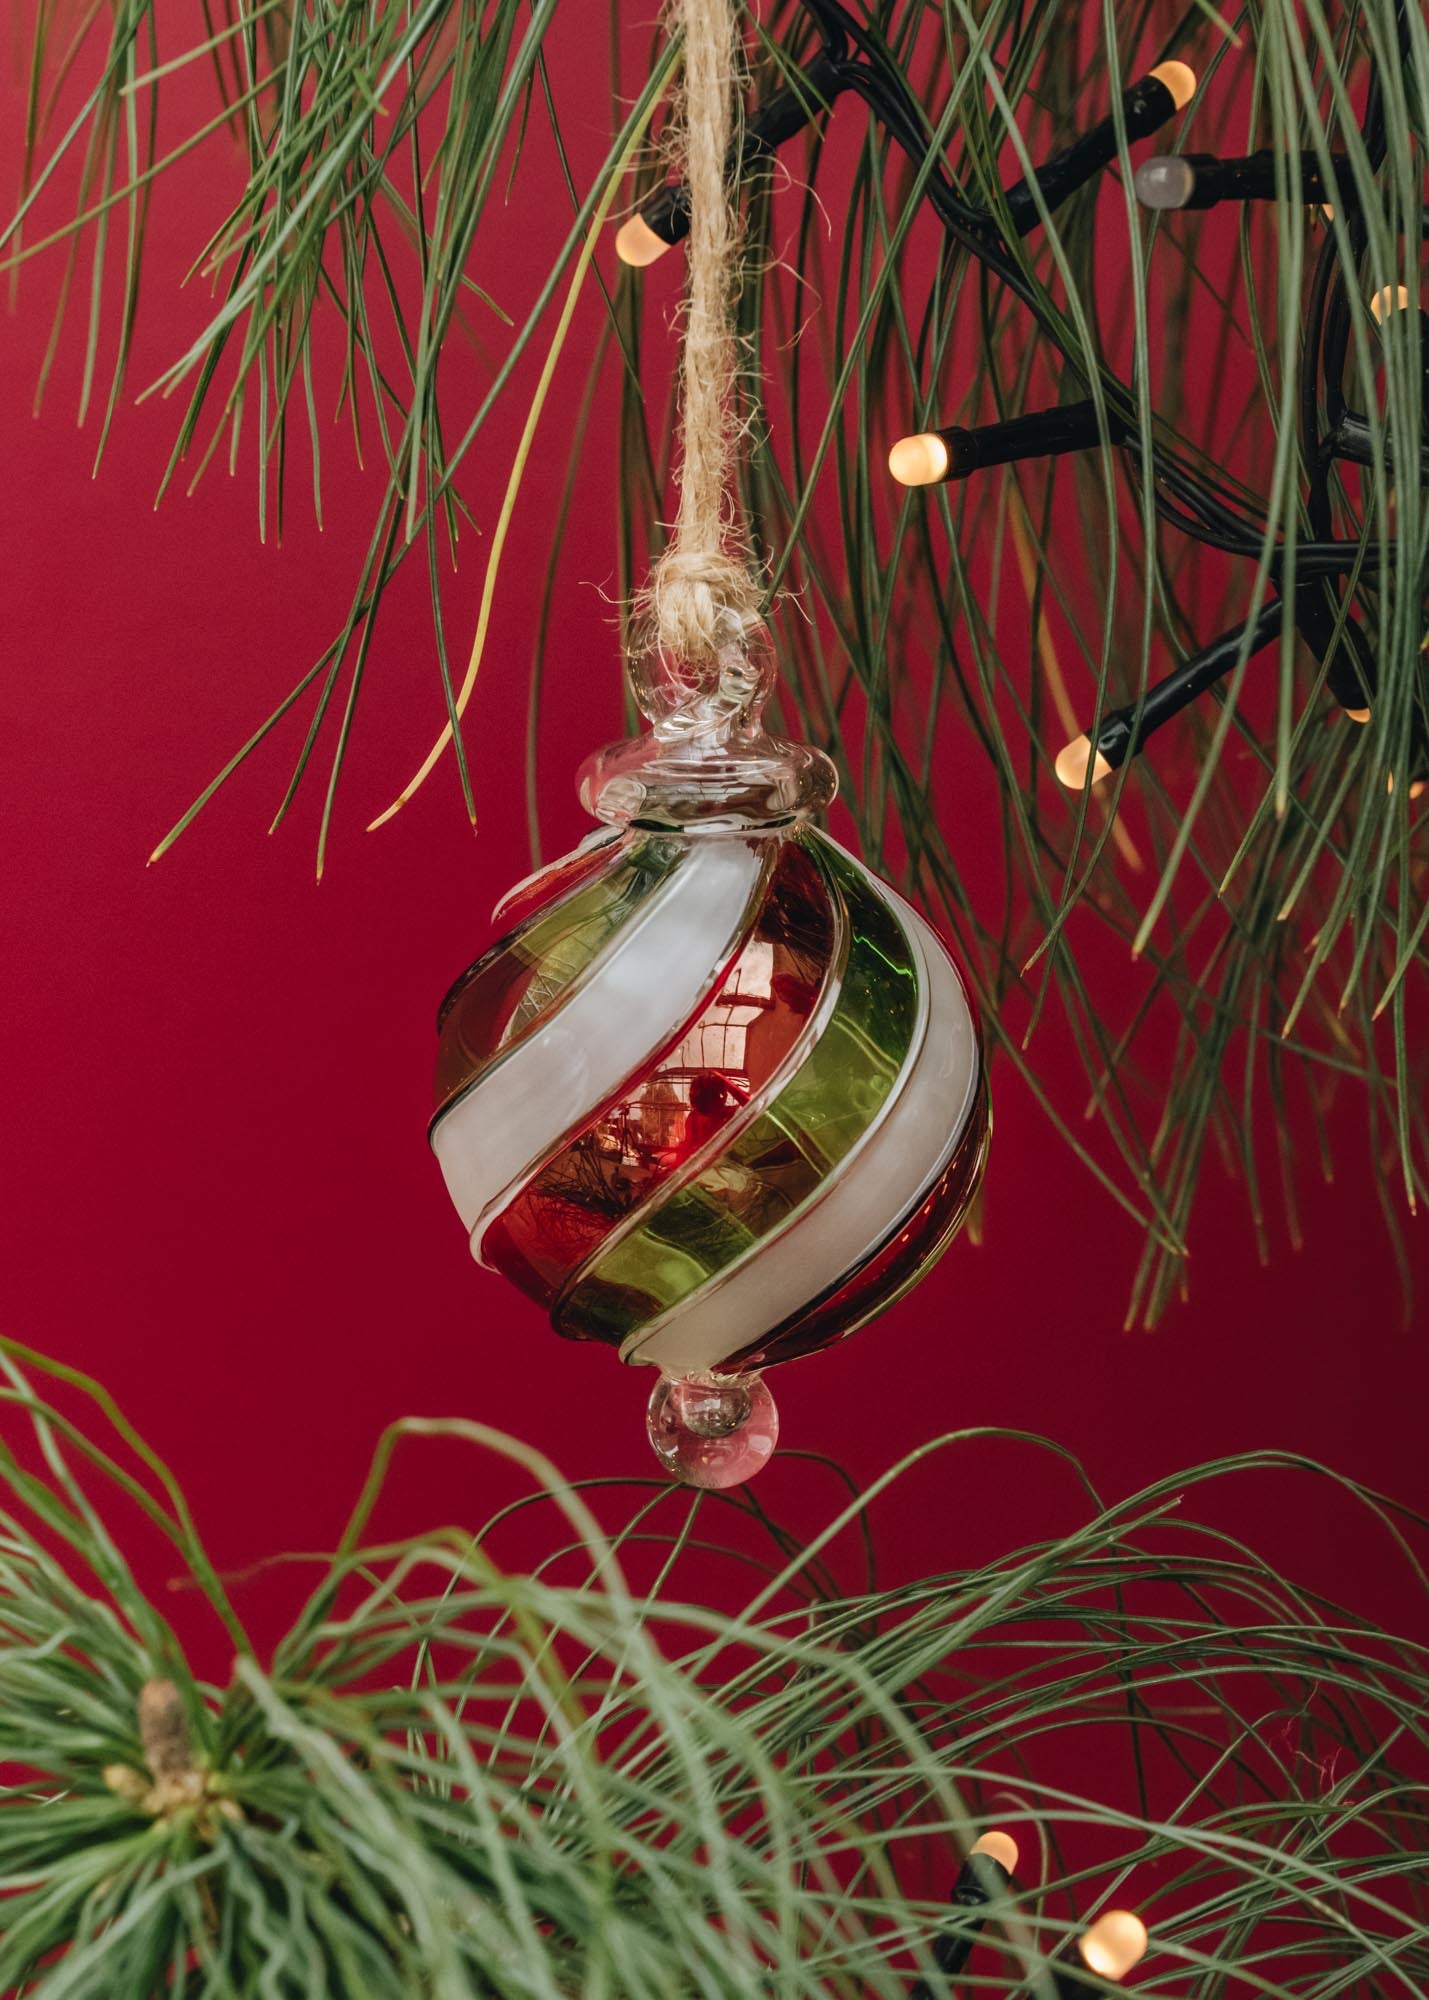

{"left": 784, "top": 2, "right": 1393, "bottom": 592}
{"left": 889, "top": 401, "right": 1134, "bottom": 487}
{"left": 999, "top": 66, "right": 1195, "bottom": 236}
{"left": 1135, "top": 148, "right": 1353, "bottom": 212}
{"left": 1058, "top": 598, "right": 1286, "bottom": 789}
{"left": 908, "top": 1848, "right": 1014, "bottom": 2000}
{"left": 904, "top": 1843, "right": 1150, "bottom": 2000}
{"left": 806, "top": 2, "right": 1415, "bottom": 767}
{"left": 614, "top": 0, "right": 1416, "bottom": 770}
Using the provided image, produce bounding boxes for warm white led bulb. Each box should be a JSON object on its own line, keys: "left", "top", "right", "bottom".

{"left": 888, "top": 432, "right": 950, "bottom": 486}
{"left": 1149, "top": 60, "right": 1197, "bottom": 111}
{"left": 971, "top": 1831, "right": 1020, "bottom": 1874}
{"left": 1055, "top": 734, "right": 1114, "bottom": 789}
{"left": 615, "top": 214, "right": 673, "bottom": 268}
{"left": 1134, "top": 157, "right": 1196, "bottom": 210}
{"left": 1079, "top": 1911, "right": 1149, "bottom": 1983}
{"left": 1370, "top": 283, "right": 1412, "bottom": 324}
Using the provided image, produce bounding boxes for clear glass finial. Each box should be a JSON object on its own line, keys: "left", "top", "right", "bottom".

{"left": 578, "top": 625, "right": 837, "bottom": 832}
{"left": 646, "top": 1372, "right": 780, "bottom": 1488}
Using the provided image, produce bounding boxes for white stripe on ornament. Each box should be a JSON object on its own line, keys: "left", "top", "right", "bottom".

{"left": 625, "top": 865, "right": 979, "bottom": 1376}
{"left": 431, "top": 835, "right": 771, "bottom": 1241}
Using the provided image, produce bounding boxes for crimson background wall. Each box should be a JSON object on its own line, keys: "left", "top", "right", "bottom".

{"left": 1, "top": 9, "right": 1424, "bottom": 1665}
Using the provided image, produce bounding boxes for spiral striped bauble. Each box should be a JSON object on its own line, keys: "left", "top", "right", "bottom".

{"left": 430, "top": 820, "right": 989, "bottom": 1390}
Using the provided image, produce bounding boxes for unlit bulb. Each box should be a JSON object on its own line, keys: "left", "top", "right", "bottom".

{"left": 1079, "top": 1911, "right": 1149, "bottom": 1982}
{"left": 1134, "top": 156, "right": 1195, "bottom": 209}
{"left": 1148, "top": 60, "right": 1197, "bottom": 111}
{"left": 615, "top": 214, "right": 672, "bottom": 267}
{"left": 971, "top": 1831, "right": 1020, "bottom": 1874}
{"left": 889, "top": 432, "right": 950, "bottom": 486}
{"left": 1055, "top": 734, "right": 1114, "bottom": 789}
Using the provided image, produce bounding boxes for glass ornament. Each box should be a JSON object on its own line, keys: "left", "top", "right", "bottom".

{"left": 430, "top": 627, "right": 989, "bottom": 1486}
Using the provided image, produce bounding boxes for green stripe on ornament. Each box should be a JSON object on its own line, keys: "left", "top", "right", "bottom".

{"left": 552, "top": 833, "right": 921, "bottom": 1344}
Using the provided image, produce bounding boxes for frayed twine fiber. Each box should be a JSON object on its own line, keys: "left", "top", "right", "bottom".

{"left": 637, "top": 0, "right": 762, "bottom": 668}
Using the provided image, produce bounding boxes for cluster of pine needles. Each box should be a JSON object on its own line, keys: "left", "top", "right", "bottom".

{"left": 0, "top": 1340, "right": 1424, "bottom": 1995}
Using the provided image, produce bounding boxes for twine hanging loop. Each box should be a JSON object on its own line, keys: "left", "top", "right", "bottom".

{"left": 582, "top": 0, "right": 837, "bottom": 830}
{"left": 634, "top": 0, "right": 763, "bottom": 708}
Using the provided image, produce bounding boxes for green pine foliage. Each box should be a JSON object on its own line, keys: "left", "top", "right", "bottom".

{"left": 4, "top": 0, "right": 1426, "bottom": 1305}
{"left": 0, "top": 1341, "right": 1426, "bottom": 1995}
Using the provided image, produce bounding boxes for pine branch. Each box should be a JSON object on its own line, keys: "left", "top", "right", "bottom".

{"left": 1, "top": 1342, "right": 1428, "bottom": 1994}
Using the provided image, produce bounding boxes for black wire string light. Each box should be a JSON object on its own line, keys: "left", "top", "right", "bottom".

{"left": 615, "top": 49, "right": 847, "bottom": 264}
{"left": 909, "top": 1832, "right": 1019, "bottom": 2000}
{"left": 906, "top": 1826, "right": 1150, "bottom": 2000}
{"left": 1133, "top": 149, "right": 1352, "bottom": 212}
{"left": 983, "top": 60, "right": 1196, "bottom": 235}
{"left": 616, "top": 0, "right": 1423, "bottom": 794}
{"left": 1054, "top": 601, "right": 1285, "bottom": 790}
{"left": 888, "top": 402, "right": 1133, "bottom": 489}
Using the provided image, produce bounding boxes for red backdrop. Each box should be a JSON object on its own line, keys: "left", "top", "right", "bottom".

{"left": 2, "top": 11, "right": 1424, "bottom": 1663}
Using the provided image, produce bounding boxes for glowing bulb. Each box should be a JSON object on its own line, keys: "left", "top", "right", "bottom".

{"left": 1370, "top": 284, "right": 1412, "bottom": 324}
{"left": 971, "top": 1831, "right": 1020, "bottom": 1874}
{"left": 1079, "top": 1911, "right": 1149, "bottom": 1983}
{"left": 1346, "top": 707, "right": 1371, "bottom": 724}
{"left": 1149, "top": 60, "right": 1197, "bottom": 111}
{"left": 1055, "top": 734, "right": 1114, "bottom": 789}
{"left": 889, "top": 432, "right": 950, "bottom": 486}
{"left": 1412, "top": 780, "right": 1427, "bottom": 802}
{"left": 1134, "top": 157, "right": 1195, "bottom": 209}
{"left": 615, "top": 214, "right": 673, "bottom": 268}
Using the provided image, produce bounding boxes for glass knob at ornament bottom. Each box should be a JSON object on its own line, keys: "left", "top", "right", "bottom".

{"left": 646, "top": 1373, "right": 779, "bottom": 1489}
